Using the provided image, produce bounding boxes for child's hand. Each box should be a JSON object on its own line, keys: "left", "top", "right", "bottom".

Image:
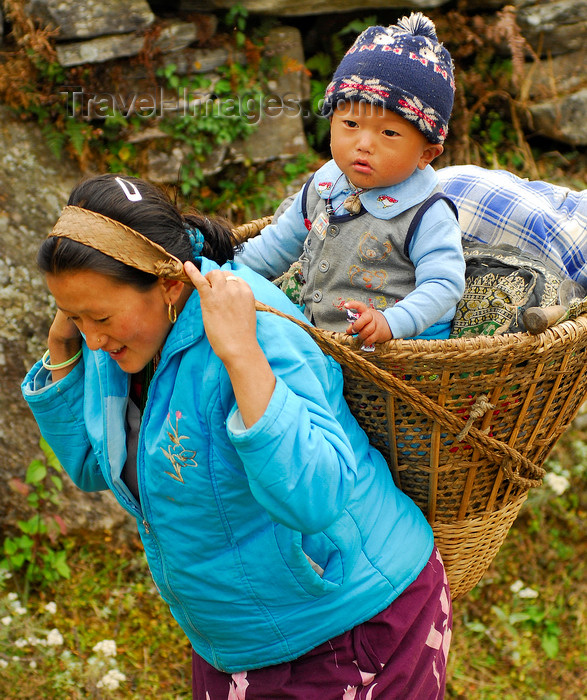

{"left": 344, "top": 301, "right": 393, "bottom": 345}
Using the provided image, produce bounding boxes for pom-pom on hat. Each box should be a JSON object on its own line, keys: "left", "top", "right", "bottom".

{"left": 322, "top": 13, "right": 455, "bottom": 144}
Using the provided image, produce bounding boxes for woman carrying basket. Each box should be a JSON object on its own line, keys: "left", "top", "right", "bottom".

{"left": 22, "top": 173, "right": 451, "bottom": 699}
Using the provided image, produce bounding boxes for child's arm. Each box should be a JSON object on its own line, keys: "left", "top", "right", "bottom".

{"left": 235, "top": 188, "right": 309, "bottom": 279}
{"left": 382, "top": 201, "right": 465, "bottom": 339}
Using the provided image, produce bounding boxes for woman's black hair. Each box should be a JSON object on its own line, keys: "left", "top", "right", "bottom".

{"left": 38, "top": 174, "right": 239, "bottom": 289}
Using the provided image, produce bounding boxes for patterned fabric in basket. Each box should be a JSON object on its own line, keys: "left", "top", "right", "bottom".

{"left": 450, "top": 243, "right": 564, "bottom": 337}
{"left": 275, "top": 260, "right": 305, "bottom": 308}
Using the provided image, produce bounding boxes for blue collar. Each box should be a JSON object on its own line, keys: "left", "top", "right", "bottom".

{"left": 313, "top": 160, "right": 439, "bottom": 219}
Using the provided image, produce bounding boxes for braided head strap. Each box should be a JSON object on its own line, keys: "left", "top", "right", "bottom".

{"left": 49, "top": 205, "right": 192, "bottom": 283}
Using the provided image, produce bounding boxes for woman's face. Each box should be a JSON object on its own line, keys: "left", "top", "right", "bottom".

{"left": 46, "top": 269, "right": 174, "bottom": 374}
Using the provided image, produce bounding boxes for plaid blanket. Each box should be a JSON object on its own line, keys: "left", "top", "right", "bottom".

{"left": 438, "top": 165, "right": 587, "bottom": 288}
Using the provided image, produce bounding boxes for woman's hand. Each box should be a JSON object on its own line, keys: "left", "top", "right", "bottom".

{"left": 46, "top": 309, "right": 83, "bottom": 380}
{"left": 183, "top": 263, "right": 259, "bottom": 363}
{"left": 344, "top": 300, "right": 393, "bottom": 345}
{"left": 184, "top": 262, "right": 276, "bottom": 428}
{"left": 49, "top": 309, "right": 82, "bottom": 345}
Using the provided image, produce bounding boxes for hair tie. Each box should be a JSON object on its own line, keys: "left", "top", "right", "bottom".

{"left": 185, "top": 225, "right": 204, "bottom": 257}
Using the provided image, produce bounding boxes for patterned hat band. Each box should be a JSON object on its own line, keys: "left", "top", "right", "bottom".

{"left": 324, "top": 77, "right": 448, "bottom": 144}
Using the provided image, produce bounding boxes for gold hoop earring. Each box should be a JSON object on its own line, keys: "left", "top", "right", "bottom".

{"left": 168, "top": 302, "right": 177, "bottom": 324}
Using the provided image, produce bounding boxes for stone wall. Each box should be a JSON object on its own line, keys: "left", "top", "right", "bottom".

{"left": 0, "top": 0, "right": 585, "bottom": 533}
{"left": 4, "top": 0, "right": 587, "bottom": 168}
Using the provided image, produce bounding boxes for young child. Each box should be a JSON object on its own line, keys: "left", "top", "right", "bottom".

{"left": 237, "top": 13, "right": 466, "bottom": 344}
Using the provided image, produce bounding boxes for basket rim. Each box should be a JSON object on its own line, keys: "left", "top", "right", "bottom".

{"left": 318, "top": 315, "right": 587, "bottom": 361}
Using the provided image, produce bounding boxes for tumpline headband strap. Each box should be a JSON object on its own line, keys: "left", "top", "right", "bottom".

{"left": 49, "top": 205, "right": 192, "bottom": 283}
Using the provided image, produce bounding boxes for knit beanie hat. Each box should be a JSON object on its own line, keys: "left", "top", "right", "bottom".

{"left": 322, "top": 13, "right": 455, "bottom": 144}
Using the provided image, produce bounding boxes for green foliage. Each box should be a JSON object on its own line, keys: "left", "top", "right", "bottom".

{"left": 157, "top": 62, "right": 262, "bottom": 197}
{"left": 303, "top": 16, "right": 377, "bottom": 150}
{"left": 0, "top": 2, "right": 279, "bottom": 213}
{"left": 0, "top": 534, "right": 189, "bottom": 699}
{"left": 1, "top": 440, "right": 70, "bottom": 600}
{"left": 447, "top": 421, "right": 586, "bottom": 699}
{"left": 224, "top": 3, "right": 249, "bottom": 48}
{"left": 197, "top": 151, "right": 319, "bottom": 224}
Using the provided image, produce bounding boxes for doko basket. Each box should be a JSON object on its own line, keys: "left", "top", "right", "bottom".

{"left": 234, "top": 219, "right": 587, "bottom": 598}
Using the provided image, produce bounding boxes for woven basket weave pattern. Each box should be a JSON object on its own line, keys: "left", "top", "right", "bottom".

{"left": 333, "top": 320, "right": 587, "bottom": 597}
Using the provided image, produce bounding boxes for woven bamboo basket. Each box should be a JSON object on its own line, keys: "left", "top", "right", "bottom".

{"left": 234, "top": 219, "right": 587, "bottom": 598}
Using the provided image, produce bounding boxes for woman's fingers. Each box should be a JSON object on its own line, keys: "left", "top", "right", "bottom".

{"left": 184, "top": 260, "right": 210, "bottom": 290}
{"left": 183, "top": 263, "right": 258, "bottom": 361}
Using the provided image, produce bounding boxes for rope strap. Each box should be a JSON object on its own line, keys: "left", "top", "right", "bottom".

{"left": 254, "top": 301, "right": 546, "bottom": 490}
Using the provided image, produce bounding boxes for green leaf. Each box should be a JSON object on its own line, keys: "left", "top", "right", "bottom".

{"left": 53, "top": 551, "right": 71, "bottom": 579}
{"left": 50, "top": 475, "right": 63, "bottom": 492}
{"left": 65, "top": 120, "right": 90, "bottom": 156}
{"left": 465, "top": 620, "right": 488, "bottom": 634}
{"left": 4, "top": 538, "right": 18, "bottom": 555}
{"left": 10, "top": 553, "right": 26, "bottom": 568}
{"left": 17, "top": 517, "right": 40, "bottom": 535}
{"left": 509, "top": 612, "right": 531, "bottom": 625}
{"left": 541, "top": 633, "right": 559, "bottom": 659}
{"left": 26, "top": 459, "right": 47, "bottom": 484}
{"left": 16, "top": 534, "right": 34, "bottom": 549}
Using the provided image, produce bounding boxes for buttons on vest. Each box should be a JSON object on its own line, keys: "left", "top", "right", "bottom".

{"left": 312, "top": 290, "right": 323, "bottom": 303}
{"left": 318, "top": 260, "right": 330, "bottom": 273}
{"left": 327, "top": 224, "right": 339, "bottom": 237}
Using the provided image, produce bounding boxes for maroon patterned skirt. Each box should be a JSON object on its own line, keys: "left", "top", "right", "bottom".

{"left": 192, "top": 547, "right": 452, "bottom": 699}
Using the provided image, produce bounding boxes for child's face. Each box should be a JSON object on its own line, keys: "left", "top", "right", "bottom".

{"left": 330, "top": 102, "right": 443, "bottom": 190}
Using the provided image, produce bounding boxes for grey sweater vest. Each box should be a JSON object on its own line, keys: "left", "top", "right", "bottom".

{"left": 299, "top": 177, "right": 453, "bottom": 331}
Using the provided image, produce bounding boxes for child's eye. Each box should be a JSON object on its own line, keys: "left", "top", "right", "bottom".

{"left": 95, "top": 318, "right": 110, "bottom": 324}
{"left": 383, "top": 129, "right": 398, "bottom": 137}
{"left": 343, "top": 120, "right": 359, "bottom": 128}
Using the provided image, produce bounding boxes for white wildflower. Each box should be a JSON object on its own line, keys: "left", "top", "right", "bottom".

{"left": 14, "top": 638, "right": 28, "bottom": 648}
{"left": 517, "top": 586, "right": 539, "bottom": 599}
{"left": 510, "top": 580, "right": 524, "bottom": 593}
{"left": 46, "top": 628, "right": 64, "bottom": 646}
{"left": 29, "top": 660, "right": 37, "bottom": 669}
{"left": 7, "top": 593, "right": 18, "bottom": 602}
{"left": 510, "top": 579, "right": 539, "bottom": 598}
{"left": 1, "top": 616, "right": 12, "bottom": 626}
{"left": 13, "top": 605, "right": 26, "bottom": 616}
{"left": 92, "top": 639, "right": 117, "bottom": 657}
{"left": 97, "top": 669, "right": 126, "bottom": 690}
{"left": 0, "top": 659, "right": 7, "bottom": 668}
{"left": 544, "top": 472, "right": 570, "bottom": 496}
{"left": 44, "top": 601, "right": 57, "bottom": 615}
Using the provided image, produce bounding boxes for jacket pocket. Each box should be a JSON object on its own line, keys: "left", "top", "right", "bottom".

{"left": 274, "top": 510, "right": 363, "bottom": 598}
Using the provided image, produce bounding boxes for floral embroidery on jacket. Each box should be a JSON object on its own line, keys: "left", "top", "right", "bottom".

{"left": 160, "top": 410, "right": 198, "bottom": 483}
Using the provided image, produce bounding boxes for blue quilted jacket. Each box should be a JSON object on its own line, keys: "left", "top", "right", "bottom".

{"left": 22, "top": 257, "right": 433, "bottom": 672}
